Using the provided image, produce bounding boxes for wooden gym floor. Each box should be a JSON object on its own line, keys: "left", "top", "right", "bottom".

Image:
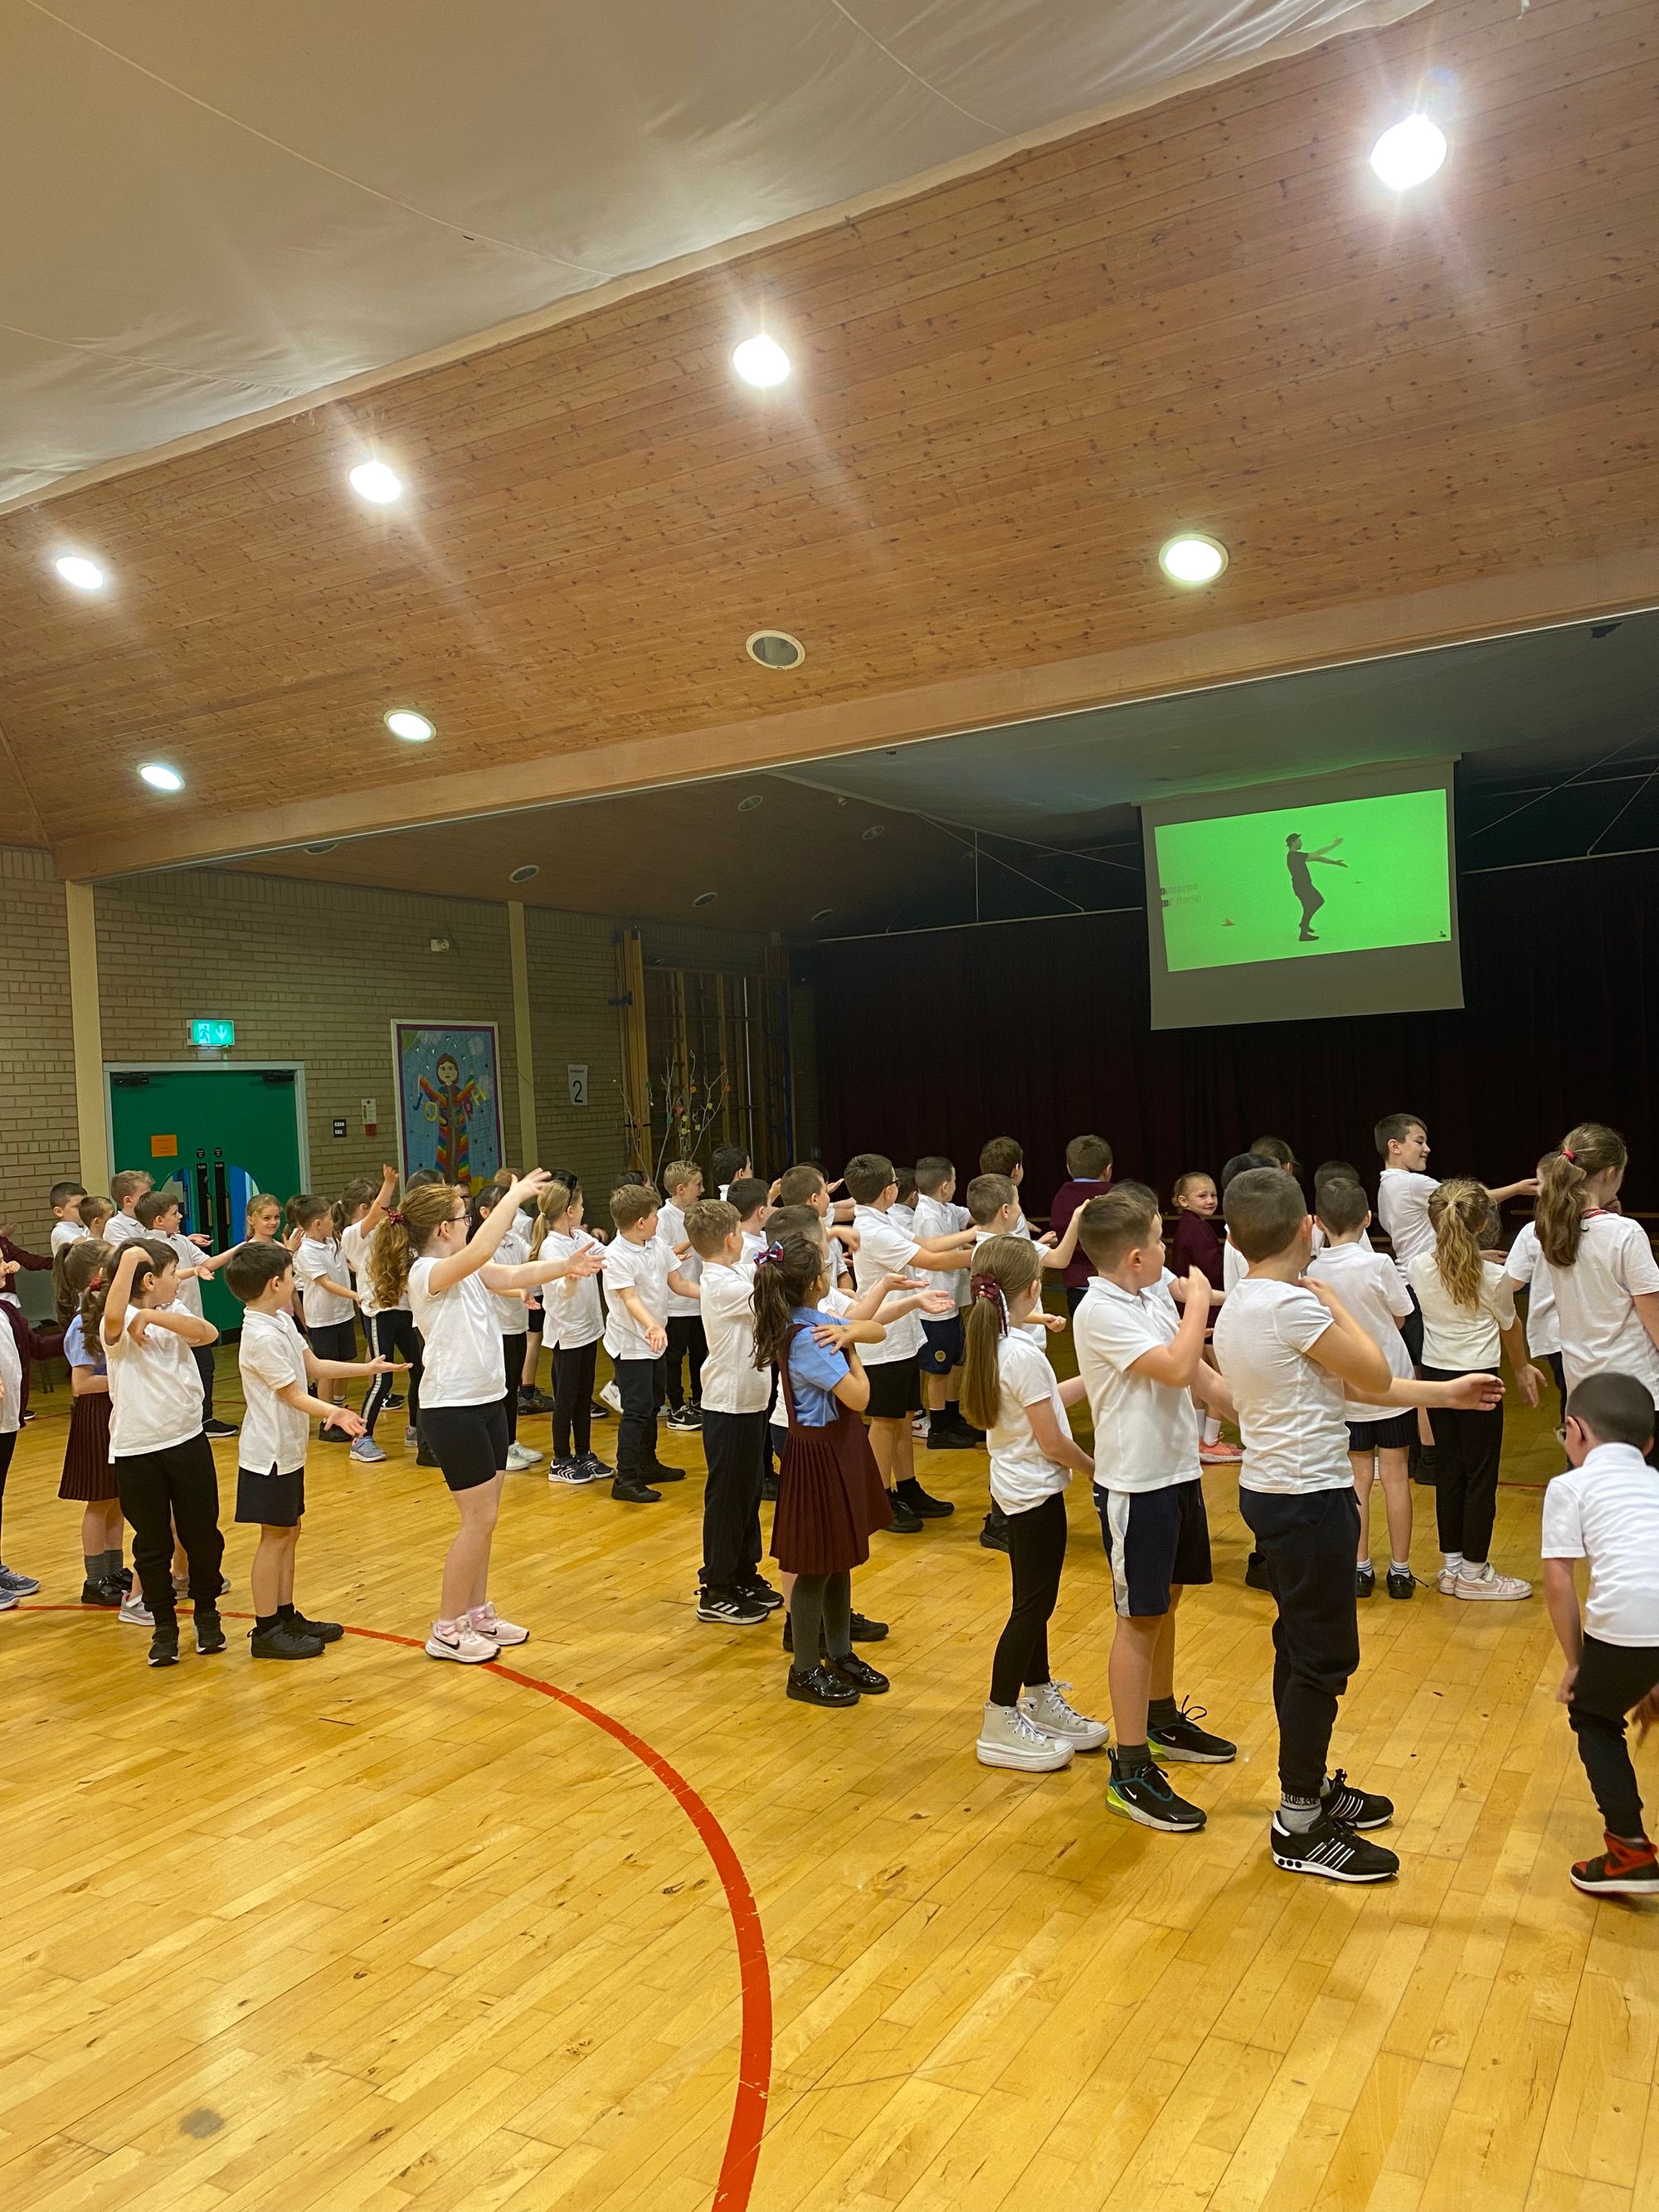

{"left": 2, "top": 1337, "right": 1654, "bottom": 2212}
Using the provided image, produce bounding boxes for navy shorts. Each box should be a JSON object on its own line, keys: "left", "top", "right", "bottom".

{"left": 1093, "top": 1479, "right": 1212, "bottom": 1617}
{"left": 1347, "top": 1411, "right": 1417, "bottom": 1451}
{"left": 236, "top": 1465, "right": 306, "bottom": 1527}
{"left": 919, "top": 1314, "right": 964, "bottom": 1373}
{"left": 865, "top": 1354, "right": 922, "bottom": 1420}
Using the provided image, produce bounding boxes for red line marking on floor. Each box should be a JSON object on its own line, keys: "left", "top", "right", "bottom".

{"left": 15, "top": 1606, "right": 773, "bottom": 2212}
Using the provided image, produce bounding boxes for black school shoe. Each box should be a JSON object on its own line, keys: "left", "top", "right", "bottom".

{"left": 761, "top": 1470, "right": 779, "bottom": 1502}
{"left": 786, "top": 1663, "right": 859, "bottom": 1708}
{"left": 1356, "top": 1563, "right": 1376, "bottom": 1599}
{"left": 888, "top": 1491, "right": 923, "bottom": 1534}
{"left": 1148, "top": 1701, "right": 1236, "bottom": 1764}
{"left": 640, "top": 1459, "right": 685, "bottom": 1484}
{"left": 828, "top": 1652, "right": 889, "bottom": 1694}
{"left": 80, "top": 1578, "right": 124, "bottom": 1609}
{"left": 1244, "top": 1551, "right": 1272, "bottom": 1592}
{"left": 782, "top": 1609, "right": 889, "bottom": 1654}
{"left": 148, "top": 1622, "right": 180, "bottom": 1668}
{"left": 519, "top": 1386, "right": 556, "bottom": 1414}
{"left": 195, "top": 1610, "right": 227, "bottom": 1655}
{"left": 611, "top": 1475, "right": 662, "bottom": 1504}
{"left": 925, "top": 1417, "right": 978, "bottom": 1451}
{"left": 1387, "top": 1566, "right": 1417, "bottom": 1600}
{"left": 289, "top": 1609, "right": 343, "bottom": 1645}
{"left": 251, "top": 1620, "right": 326, "bottom": 1660}
{"left": 1321, "top": 1769, "right": 1394, "bottom": 1830}
{"left": 897, "top": 1478, "right": 954, "bottom": 1518}
{"left": 980, "top": 1514, "right": 1010, "bottom": 1554}
{"left": 1271, "top": 1811, "right": 1399, "bottom": 1882}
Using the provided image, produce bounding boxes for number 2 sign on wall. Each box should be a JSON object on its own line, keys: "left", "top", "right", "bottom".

{"left": 567, "top": 1063, "right": 588, "bottom": 1108}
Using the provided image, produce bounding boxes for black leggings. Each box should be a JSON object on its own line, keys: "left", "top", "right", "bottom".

{"left": 990, "top": 1490, "right": 1068, "bottom": 1706}
{"left": 789, "top": 1571, "right": 852, "bottom": 1665}
{"left": 665, "top": 1315, "right": 707, "bottom": 1410}
{"left": 115, "top": 1432, "right": 223, "bottom": 1626}
{"left": 553, "top": 1339, "right": 597, "bottom": 1459}
{"left": 1421, "top": 1364, "right": 1505, "bottom": 1563}
{"left": 501, "top": 1333, "right": 525, "bottom": 1446}
{"left": 362, "top": 1310, "right": 422, "bottom": 1436}
{"left": 0, "top": 1430, "right": 12, "bottom": 1552}
{"left": 1569, "top": 1634, "right": 1659, "bottom": 1837}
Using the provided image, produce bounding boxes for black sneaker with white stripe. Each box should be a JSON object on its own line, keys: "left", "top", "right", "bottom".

{"left": 696, "top": 1585, "right": 768, "bottom": 1626}
{"left": 1270, "top": 1811, "right": 1399, "bottom": 1882}
{"left": 1321, "top": 1769, "right": 1394, "bottom": 1830}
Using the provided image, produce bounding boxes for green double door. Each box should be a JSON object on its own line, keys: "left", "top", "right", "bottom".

{"left": 107, "top": 1067, "right": 305, "bottom": 1334}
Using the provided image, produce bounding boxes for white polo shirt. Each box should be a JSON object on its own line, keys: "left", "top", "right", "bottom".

{"left": 1212, "top": 1276, "right": 1350, "bottom": 1495}
{"left": 1377, "top": 1169, "right": 1438, "bottom": 1266}
{"left": 1540, "top": 1441, "right": 1659, "bottom": 1645}
{"left": 1504, "top": 1220, "right": 1559, "bottom": 1358}
{"left": 914, "top": 1194, "right": 970, "bottom": 1307}
{"left": 851, "top": 1204, "right": 923, "bottom": 1364}
{"left": 543, "top": 1228, "right": 604, "bottom": 1350}
{"left": 1073, "top": 1275, "right": 1200, "bottom": 1493}
{"left": 1406, "top": 1252, "right": 1515, "bottom": 1372}
{"left": 603, "top": 1233, "right": 669, "bottom": 1362}
{"left": 104, "top": 1212, "right": 144, "bottom": 1247}
{"left": 51, "top": 1220, "right": 87, "bottom": 1254}
{"left": 237, "top": 1308, "right": 311, "bottom": 1474}
{"left": 659, "top": 1200, "right": 703, "bottom": 1318}
{"left": 1305, "top": 1238, "right": 1413, "bottom": 1420}
{"left": 987, "top": 1330, "right": 1073, "bottom": 1514}
{"left": 698, "top": 1258, "right": 770, "bottom": 1415}
{"left": 295, "top": 1234, "right": 354, "bottom": 1329}
{"left": 486, "top": 1229, "right": 533, "bottom": 1336}
{"left": 1543, "top": 1213, "right": 1659, "bottom": 1404}
{"left": 106, "top": 1303, "right": 203, "bottom": 1457}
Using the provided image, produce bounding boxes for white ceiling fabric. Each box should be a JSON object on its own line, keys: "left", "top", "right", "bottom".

{"left": 3, "top": 0, "right": 1428, "bottom": 508}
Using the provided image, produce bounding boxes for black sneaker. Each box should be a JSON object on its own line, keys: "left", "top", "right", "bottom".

{"left": 742, "top": 1575, "right": 784, "bottom": 1612}
{"left": 290, "top": 1610, "right": 343, "bottom": 1644}
{"left": 888, "top": 1491, "right": 923, "bottom": 1534}
{"left": 1148, "top": 1700, "right": 1236, "bottom": 1764}
{"left": 761, "top": 1470, "right": 779, "bottom": 1501}
{"left": 80, "top": 1578, "right": 124, "bottom": 1609}
{"left": 148, "top": 1622, "right": 180, "bottom": 1668}
{"left": 195, "top": 1611, "right": 227, "bottom": 1655}
{"left": 202, "top": 1417, "right": 240, "bottom": 1439}
{"left": 849, "top": 1610, "right": 889, "bottom": 1641}
{"left": 829, "top": 1652, "right": 889, "bottom": 1694}
{"left": 666, "top": 1407, "right": 702, "bottom": 1431}
{"left": 641, "top": 1460, "right": 686, "bottom": 1484}
{"left": 786, "top": 1663, "right": 859, "bottom": 1708}
{"left": 697, "top": 1586, "right": 768, "bottom": 1626}
{"left": 386, "top": 1393, "right": 405, "bottom": 1411}
{"left": 980, "top": 1514, "right": 1010, "bottom": 1554}
{"left": 590, "top": 1398, "right": 611, "bottom": 1419}
{"left": 251, "top": 1620, "right": 326, "bottom": 1660}
{"left": 925, "top": 1419, "right": 975, "bottom": 1452}
{"left": 1271, "top": 1811, "right": 1399, "bottom": 1881}
{"left": 578, "top": 1451, "right": 613, "bottom": 1480}
{"left": 1321, "top": 1769, "right": 1394, "bottom": 1830}
{"left": 897, "top": 1480, "right": 954, "bottom": 1518}
{"left": 1386, "top": 1566, "right": 1417, "bottom": 1600}
{"left": 1244, "top": 1551, "right": 1272, "bottom": 1592}
{"left": 1570, "top": 1834, "right": 1659, "bottom": 1897}
{"left": 611, "top": 1476, "right": 662, "bottom": 1504}
{"left": 520, "top": 1386, "right": 556, "bottom": 1414}
{"left": 1356, "top": 1563, "right": 1375, "bottom": 1599}
{"left": 416, "top": 1445, "right": 440, "bottom": 1468}
{"left": 1107, "top": 1762, "right": 1206, "bottom": 1832}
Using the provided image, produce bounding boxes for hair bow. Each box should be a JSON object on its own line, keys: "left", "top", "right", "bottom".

{"left": 386, "top": 1207, "right": 406, "bottom": 1224}
{"left": 757, "top": 1241, "right": 786, "bottom": 1267}
{"left": 969, "top": 1271, "right": 1009, "bottom": 1331}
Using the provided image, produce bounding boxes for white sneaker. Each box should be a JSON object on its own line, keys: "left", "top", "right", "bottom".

{"left": 468, "top": 1602, "right": 529, "bottom": 1646}
{"left": 1454, "top": 1563, "right": 1532, "bottom": 1602}
{"left": 599, "top": 1379, "right": 623, "bottom": 1414}
{"left": 975, "top": 1701, "right": 1074, "bottom": 1772}
{"left": 119, "top": 1590, "right": 155, "bottom": 1626}
{"left": 1436, "top": 1564, "right": 1462, "bottom": 1594}
{"left": 350, "top": 1435, "right": 387, "bottom": 1465}
{"left": 504, "top": 1442, "right": 542, "bottom": 1471}
{"left": 1020, "top": 1680, "right": 1109, "bottom": 1751}
{"left": 426, "top": 1620, "right": 499, "bottom": 1663}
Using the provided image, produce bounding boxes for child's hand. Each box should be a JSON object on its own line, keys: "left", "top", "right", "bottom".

{"left": 187, "top": 1231, "right": 212, "bottom": 1248}
{"left": 917, "top": 1290, "right": 955, "bottom": 1316}
{"left": 1183, "top": 1267, "right": 1210, "bottom": 1311}
{"left": 1557, "top": 1662, "right": 1579, "bottom": 1705}
{"left": 645, "top": 1323, "right": 668, "bottom": 1356}
{"left": 878, "top": 1269, "right": 912, "bottom": 1295}
{"left": 1038, "top": 1312, "right": 1066, "bottom": 1334}
{"left": 366, "top": 1356, "right": 410, "bottom": 1373}
{"left": 1443, "top": 1372, "right": 1505, "bottom": 1411}
{"left": 568, "top": 1247, "right": 606, "bottom": 1277}
{"left": 812, "top": 1321, "right": 856, "bottom": 1352}
{"left": 1038, "top": 1231, "right": 1058, "bottom": 1248}
{"left": 128, "top": 1309, "right": 157, "bottom": 1342}
{"left": 1299, "top": 1276, "right": 1338, "bottom": 1311}
{"left": 1516, "top": 1363, "right": 1544, "bottom": 1409}
{"left": 322, "top": 1407, "right": 367, "bottom": 1439}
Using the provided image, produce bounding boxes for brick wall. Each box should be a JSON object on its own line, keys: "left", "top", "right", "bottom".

{"left": 0, "top": 846, "right": 75, "bottom": 1238}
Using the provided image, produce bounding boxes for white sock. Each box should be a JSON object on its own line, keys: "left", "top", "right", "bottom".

{"left": 1391, "top": 1558, "right": 1411, "bottom": 1573}
{"left": 1202, "top": 1415, "right": 1221, "bottom": 1445}
{"left": 1443, "top": 1552, "right": 1463, "bottom": 1574}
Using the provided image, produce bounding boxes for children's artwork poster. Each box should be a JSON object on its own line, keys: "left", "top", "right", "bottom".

{"left": 392, "top": 1022, "right": 504, "bottom": 1189}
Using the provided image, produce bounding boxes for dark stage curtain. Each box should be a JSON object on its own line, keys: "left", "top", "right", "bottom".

{"left": 807, "top": 853, "right": 1659, "bottom": 1214}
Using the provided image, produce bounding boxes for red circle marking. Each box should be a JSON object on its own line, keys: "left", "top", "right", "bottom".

{"left": 17, "top": 1607, "right": 773, "bottom": 2212}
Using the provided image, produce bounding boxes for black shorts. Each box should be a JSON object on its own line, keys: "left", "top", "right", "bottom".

{"left": 420, "top": 1402, "right": 509, "bottom": 1491}
{"left": 307, "top": 1320, "right": 358, "bottom": 1364}
{"left": 1093, "top": 1479, "right": 1212, "bottom": 1617}
{"left": 864, "top": 1354, "right": 922, "bottom": 1420}
{"left": 236, "top": 1465, "right": 306, "bottom": 1526}
{"left": 1347, "top": 1411, "right": 1417, "bottom": 1451}
{"left": 919, "top": 1315, "right": 964, "bottom": 1374}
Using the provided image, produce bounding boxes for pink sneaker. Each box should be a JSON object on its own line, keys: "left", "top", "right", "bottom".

{"left": 1199, "top": 1440, "right": 1243, "bottom": 1463}
{"left": 468, "top": 1602, "right": 529, "bottom": 1647}
{"left": 1454, "top": 1563, "right": 1532, "bottom": 1602}
{"left": 426, "top": 1619, "right": 499, "bottom": 1663}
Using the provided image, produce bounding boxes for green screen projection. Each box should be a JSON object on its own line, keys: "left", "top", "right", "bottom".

{"left": 1154, "top": 787, "right": 1452, "bottom": 972}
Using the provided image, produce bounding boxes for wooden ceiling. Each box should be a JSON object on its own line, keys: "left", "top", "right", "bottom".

{"left": 2, "top": 0, "right": 1655, "bottom": 882}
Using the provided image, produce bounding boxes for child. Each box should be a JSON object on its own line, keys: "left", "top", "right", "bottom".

{"left": 56, "top": 1238, "right": 129, "bottom": 1610}
{"left": 467, "top": 1190, "right": 542, "bottom": 1473}
{"left": 1306, "top": 1176, "right": 1418, "bottom": 1598}
{"left": 245, "top": 1192, "right": 285, "bottom": 1244}
{"left": 776, "top": 1163, "right": 851, "bottom": 1288}
{"left": 1073, "top": 1189, "right": 1236, "bottom": 1826}
{"left": 1212, "top": 1168, "right": 1501, "bottom": 1880}
{"left": 846, "top": 1152, "right": 980, "bottom": 1531}
{"left": 713, "top": 1145, "right": 752, "bottom": 1201}
{"left": 1541, "top": 1371, "right": 1659, "bottom": 1896}
{"left": 225, "top": 1238, "right": 398, "bottom": 1658}
{"left": 102, "top": 1169, "right": 155, "bottom": 1247}
{"left": 727, "top": 1178, "right": 772, "bottom": 1263}
{"left": 291, "top": 1194, "right": 362, "bottom": 1431}
{"left": 1505, "top": 1216, "right": 1564, "bottom": 1430}
{"left": 135, "top": 1189, "right": 236, "bottom": 1441}
{"left": 1373, "top": 1111, "right": 1539, "bottom": 1275}
{"left": 81, "top": 1194, "right": 114, "bottom": 1242}
{"left": 367, "top": 1172, "right": 602, "bottom": 1661}
{"left": 533, "top": 1178, "right": 609, "bottom": 1484}
{"left": 49, "top": 1181, "right": 88, "bottom": 1253}
{"left": 684, "top": 1197, "right": 776, "bottom": 1626}
{"left": 1408, "top": 1179, "right": 1542, "bottom": 1599}
{"left": 966, "top": 1174, "right": 1083, "bottom": 1275}
{"left": 0, "top": 1300, "right": 20, "bottom": 1612}
{"left": 962, "top": 1234, "right": 1107, "bottom": 1773}
{"left": 603, "top": 1183, "right": 698, "bottom": 1504}
{"left": 1169, "top": 1170, "right": 1239, "bottom": 1466}
{"left": 1533, "top": 1124, "right": 1659, "bottom": 1417}
{"left": 659, "top": 1159, "right": 707, "bottom": 1432}
{"left": 914, "top": 1156, "right": 976, "bottom": 1449}
{"left": 978, "top": 1138, "right": 1033, "bottom": 1234}
{"left": 752, "top": 1230, "right": 892, "bottom": 1706}
{"left": 1048, "top": 1135, "right": 1115, "bottom": 1314}
{"left": 890, "top": 1169, "right": 918, "bottom": 1238}
{"left": 98, "top": 1237, "right": 224, "bottom": 1667}
{"left": 342, "top": 1165, "right": 420, "bottom": 1464}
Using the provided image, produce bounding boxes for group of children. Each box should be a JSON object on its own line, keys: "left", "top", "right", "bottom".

{"left": 5, "top": 1111, "right": 1658, "bottom": 1898}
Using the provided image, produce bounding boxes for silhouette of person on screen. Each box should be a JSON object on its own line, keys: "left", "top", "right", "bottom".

{"left": 1286, "top": 832, "right": 1345, "bottom": 942}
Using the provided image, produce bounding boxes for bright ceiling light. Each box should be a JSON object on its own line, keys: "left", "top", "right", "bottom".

{"left": 732, "top": 334, "right": 791, "bottom": 388}
{"left": 1159, "top": 532, "right": 1228, "bottom": 586}
{"left": 139, "top": 762, "right": 184, "bottom": 793}
{"left": 1370, "top": 114, "right": 1447, "bottom": 191}
{"left": 384, "top": 709, "right": 434, "bottom": 741}
{"left": 348, "top": 459, "right": 404, "bottom": 504}
{"left": 54, "top": 554, "right": 106, "bottom": 591}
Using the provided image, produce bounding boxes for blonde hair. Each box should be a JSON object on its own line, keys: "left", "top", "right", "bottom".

{"left": 1427, "top": 1179, "right": 1491, "bottom": 1312}
{"left": 110, "top": 1168, "right": 153, "bottom": 1206}
{"left": 1535, "top": 1122, "right": 1627, "bottom": 1268}
{"left": 246, "top": 1192, "right": 282, "bottom": 1236}
{"left": 528, "top": 1178, "right": 578, "bottom": 1257}
{"left": 366, "top": 1184, "right": 463, "bottom": 1308}
{"left": 662, "top": 1159, "right": 701, "bottom": 1198}
{"left": 959, "top": 1235, "right": 1043, "bottom": 1432}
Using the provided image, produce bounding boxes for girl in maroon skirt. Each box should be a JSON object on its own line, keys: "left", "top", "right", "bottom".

{"left": 56, "top": 1239, "right": 129, "bottom": 1607}
{"left": 752, "top": 1232, "right": 893, "bottom": 1708}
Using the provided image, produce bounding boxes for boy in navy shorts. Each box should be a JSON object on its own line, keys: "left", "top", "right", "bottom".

{"left": 914, "top": 1156, "right": 977, "bottom": 1451}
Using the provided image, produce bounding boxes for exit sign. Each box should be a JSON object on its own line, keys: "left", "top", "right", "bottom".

{"left": 187, "top": 1018, "right": 235, "bottom": 1048}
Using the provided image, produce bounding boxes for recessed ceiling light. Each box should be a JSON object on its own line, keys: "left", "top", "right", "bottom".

{"left": 1370, "top": 114, "right": 1447, "bottom": 190}
{"left": 349, "top": 459, "right": 403, "bottom": 504}
{"left": 1158, "top": 532, "right": 1228, "bottom": 586}
{"left": 384, "top": 709, "right": 434, "bottom": 741}
{"left": 54, "top": 554, "right": 106, "bottom": 591}
{"left": 139, "top": 762, "right": 184, "bottom": 793}
{"left": 737, "top": 793, "right": 764, "bottom": 813}
{"left": 693, "top": 890, "right": 718, "bottom": 907}
{"left": 732, "top": 334, "right": 791, "bottom": 388}
{"left": 304, "top": 841, "right": 338, "bottom": 855}
{"left": 811, "top": 907, "right": 834, "bottom": 922}
{"left": 746, "top": 630, "right": 805, "bottom": 669}
{"left": 508, "top": 864, "right": 539, "bottom": 883}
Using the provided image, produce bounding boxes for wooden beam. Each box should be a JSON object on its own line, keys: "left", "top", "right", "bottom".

{"left": 64, "top": 881, "right": 109, "bottom": 1188}
{"left": 506, "top": 899, "right": 538, "bottom": 1169}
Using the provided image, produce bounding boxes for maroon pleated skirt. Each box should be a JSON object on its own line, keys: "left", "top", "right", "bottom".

{"left": 58, "top": 1392, "right": 116, "bottom": 1500}
{"left": 771, "top": 1401, "right": 893, "bottom": 1577}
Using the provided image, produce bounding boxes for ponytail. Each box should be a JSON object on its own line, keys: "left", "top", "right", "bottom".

{"left": 86, "top": 1237, "right": 173, "bottom": 1344}
{"left": 366, "top": 1183, "right": 459, "bottom": 1309}
{"left": 59, "top": 1237, "right": 112, "bottom": 1331}
{"left": 959, "top": 1234, "right": 1042, "bottom": 1431}
{"left": 1428, "top": 1179, "right": 1490, "bottom": 1311}
{"left": 333, "top": 1179, "right": 376, "bottom": 1239}
{"left": 752, "top": 1233, "right": 825, "bottom": 1372}
{"left": 529, "top": 1179, "right": 577, "bottom": 1258}
{"left": 1535, "top": 1122, "right": 1627, "bottom": 1267}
